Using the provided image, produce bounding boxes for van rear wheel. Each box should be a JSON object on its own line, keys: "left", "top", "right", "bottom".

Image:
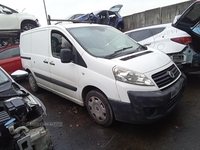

{"left": 28, "top": 73, "right": 40, "bottom": 93}
{"left": 85, "top": 90, "right": 114, "bottom": 126}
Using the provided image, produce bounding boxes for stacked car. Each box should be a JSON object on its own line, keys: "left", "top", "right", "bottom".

{"left": 0, "top": 4, "right": 40, "bottom": 75}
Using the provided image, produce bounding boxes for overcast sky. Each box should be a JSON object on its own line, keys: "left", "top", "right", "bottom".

{"left": 2, "top": 0, "right": 190, "bottom": 26}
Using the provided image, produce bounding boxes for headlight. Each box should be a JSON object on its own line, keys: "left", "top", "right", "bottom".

{"left": 113, "top": 66, "right": 154, "bottom": 86}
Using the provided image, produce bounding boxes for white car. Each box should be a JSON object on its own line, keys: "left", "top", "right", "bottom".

{"left": 125, "top": 1, "right": 200, "bottom": 73}
{"left": 0, "top": 4, "right": 40, "bottom": 32}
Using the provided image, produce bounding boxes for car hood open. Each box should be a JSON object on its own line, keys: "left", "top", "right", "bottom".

{"left": 172, "top": 0, "right": 200, "bottom": 53}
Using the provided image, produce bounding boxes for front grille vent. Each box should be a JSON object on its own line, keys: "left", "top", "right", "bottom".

{"left": 152, "top": 64, "right": 180, "bottom": 88}
{"left": 120, "top": 51, "right": 153, "bottom": 61}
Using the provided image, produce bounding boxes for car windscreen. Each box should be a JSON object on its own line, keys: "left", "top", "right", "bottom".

{"left": 67, "top": 26, "right": 140, "bottom": 58}
{"left": 0, "top": 69, "right": 9, "bottom": 85}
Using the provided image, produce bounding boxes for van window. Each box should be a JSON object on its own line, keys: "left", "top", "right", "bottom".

{"left": 51, "top": 31, "right": 72, "bottom": 58}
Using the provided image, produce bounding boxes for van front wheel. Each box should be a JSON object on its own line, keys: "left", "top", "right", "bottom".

{"left": 85, "top": 90, "right": 114, "bottom": 126}
{"left": 28, "top": 73, "right": 40, "bottom": 93}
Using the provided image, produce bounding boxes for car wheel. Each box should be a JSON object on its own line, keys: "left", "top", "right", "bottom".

{"left": 28, "top": 73, "right": 40, "bottom": 92}
{"left": 85, "top": 90, "right": 114, "bottom": 126}
{"left": 21, "top": 22, "right": 36, "bottom": 32}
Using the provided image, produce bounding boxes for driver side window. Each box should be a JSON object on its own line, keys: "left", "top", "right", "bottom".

{"left": 51, "top": 31, "right": 72, "bottom": 58}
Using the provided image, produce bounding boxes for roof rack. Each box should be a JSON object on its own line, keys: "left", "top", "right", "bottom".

{"left": 47, "top": 14, "right": 95, "bottom": 25}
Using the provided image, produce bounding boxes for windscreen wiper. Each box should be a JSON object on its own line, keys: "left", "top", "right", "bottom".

{"left": 105, "top": 46, "right": 133, "bottom": 59}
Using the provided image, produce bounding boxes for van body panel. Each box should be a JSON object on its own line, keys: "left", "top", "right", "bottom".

{"left": 20, "top": 24, "right": 186, "bottom": 124}
{"left": 31, "top": 29, "right": 54, "bottom": 90}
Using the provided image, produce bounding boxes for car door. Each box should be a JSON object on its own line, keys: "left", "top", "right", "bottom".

{"left": 109, "top": 4, "right": 123, "bottom": 13}
{"left": 97, "top": 11, "right": 110, "bottom": 25}
{"left": 0, "top": 45, "right": 22, "bottom": 74}
{"left": 49, "top": 30, "right": 80, "bottom": 102}
{"left": 0, "top": 5, "right": 19, "bottom": 30}
{"left": 172, "top": 0, "right": 200, "bottom": 53}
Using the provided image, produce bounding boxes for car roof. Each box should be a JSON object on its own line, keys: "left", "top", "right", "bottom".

{"left": 125, "top": 23, "right": 172, "bottom": 33}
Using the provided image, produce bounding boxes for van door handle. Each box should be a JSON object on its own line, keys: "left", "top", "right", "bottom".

{"left": 43, "top": 60, "right": 48, "bottom": 64}
{"left": 49, "top": 61, "right": 55, "bottom": 65}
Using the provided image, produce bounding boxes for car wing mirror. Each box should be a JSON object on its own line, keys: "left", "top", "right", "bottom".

{"left": 11, "top": 70, "right": 28, "bottom": 81}
{"left": 60, "top": 49, "right": 73, "bottom": 63}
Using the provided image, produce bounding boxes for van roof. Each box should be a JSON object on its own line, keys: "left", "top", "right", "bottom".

{"left": 22, "top": 23, "right": 108, "bottom": 34}
{"left": 58, "top": 22, "right": 105, "bottom": 28}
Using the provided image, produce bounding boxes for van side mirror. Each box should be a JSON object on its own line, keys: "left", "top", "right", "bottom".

{"left": 60, "top": 49, "right": 72, "bottom": 63}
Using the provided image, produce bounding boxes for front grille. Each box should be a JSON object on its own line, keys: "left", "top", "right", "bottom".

{"left": 152, "top": 64, "right": 180, "bottom": 88}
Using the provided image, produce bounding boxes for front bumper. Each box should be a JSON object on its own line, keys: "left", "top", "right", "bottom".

{"left": 109, "top": 73, "right": 187, "bottom": 124}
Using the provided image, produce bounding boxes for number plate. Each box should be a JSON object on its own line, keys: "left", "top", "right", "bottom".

{"left": 171, "top": 83, "right": 182, "bottom": 99}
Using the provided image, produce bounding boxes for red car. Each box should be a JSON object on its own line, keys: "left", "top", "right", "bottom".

{"left": 0, "top": 44, "right": 22, "bottom": 74}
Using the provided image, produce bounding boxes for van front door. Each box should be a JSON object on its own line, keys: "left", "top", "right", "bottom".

{"left": 49, "top": 30, "right": 80, "bottom": 104}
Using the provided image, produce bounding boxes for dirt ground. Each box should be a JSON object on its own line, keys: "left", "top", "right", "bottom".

{"left": 19, "top": 73, "right": 200, "bottom": 150}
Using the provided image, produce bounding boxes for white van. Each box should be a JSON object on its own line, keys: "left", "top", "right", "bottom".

{"left": 20, "top": 23, "right": 186, "bottom": 126}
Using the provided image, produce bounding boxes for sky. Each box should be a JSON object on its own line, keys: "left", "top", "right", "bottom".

{"left": 2, "top": 0, "right": 190, "bottom": 26}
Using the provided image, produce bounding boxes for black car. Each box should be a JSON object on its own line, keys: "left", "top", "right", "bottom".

{"left": 0, "top": 68, "right": 52, "bottom": 150}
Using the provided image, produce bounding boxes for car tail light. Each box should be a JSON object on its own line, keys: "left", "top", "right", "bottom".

{"left": 171, "top": 37, "right": 192, "bottom": 45}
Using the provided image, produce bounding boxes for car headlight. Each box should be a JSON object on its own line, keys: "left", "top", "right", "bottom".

{"left": 113, "top": 66, "right": 154, "bottom": 86}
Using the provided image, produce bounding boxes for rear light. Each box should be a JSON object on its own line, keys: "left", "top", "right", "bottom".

{"left": 171, "top": 37, "right": 192, "bottom": 45}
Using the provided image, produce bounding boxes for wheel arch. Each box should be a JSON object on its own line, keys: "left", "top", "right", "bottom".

{"left": 82, "top": 85, "right": 108, "bottom": 105}
{"left": 20, "top": 19, "right": 38, "bottom": 29}
{"left": 24, "top": 68, "right": 32, "bottom": 74}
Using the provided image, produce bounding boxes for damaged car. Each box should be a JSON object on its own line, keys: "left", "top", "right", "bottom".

{"left": 74, "top": 4, "right": 124, "bottom": 30}
{"left": 125, "top": 0, "right": 200, "bottom": 73}
{"left": 172, "top": 0, "right": 200, "bottom": 72}
{"left": 0, "top": 68, "right": 52, "bottom": 150}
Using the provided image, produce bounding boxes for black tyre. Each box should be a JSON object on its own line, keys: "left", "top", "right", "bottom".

{"left": 85, "top": 90, "right": 114, "bottom": 126}
{"left": 28, "top": 73, "right": 40, "bottom": 93}
{"left": 21, "top": 22, "right": 36, "bottom": 32}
